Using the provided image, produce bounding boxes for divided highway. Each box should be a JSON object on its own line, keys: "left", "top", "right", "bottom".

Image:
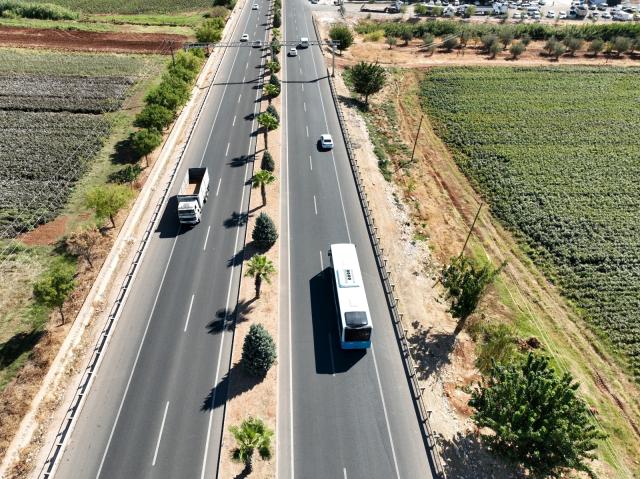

{"left": 52, "top": 0, "right": 268, "bottom": 477}
{"left": 278, "top": 1, "right": 437, "bottom": 478}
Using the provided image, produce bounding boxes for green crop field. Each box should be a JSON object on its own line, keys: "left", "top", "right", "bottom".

{"left": 420, "top": 66, "right": 640, "bottom": 378}
{"left": 24, "top": 0, "right": 213, "bottom": 14}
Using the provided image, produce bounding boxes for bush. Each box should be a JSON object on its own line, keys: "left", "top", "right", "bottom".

{"left": 266, "top": 104, "right": 279, "bottom": 122}
{"left": 261, "top": 150, "right": 275, "bottom": 172}
{"left": 588, "top": 38, "right": 604, "bottom": 55}
{"left": 241, "top": 324, "right": 277, "bottom": 376}
{"left": 0, "top": 0, "right": 78, "bottom": 20}
{"left": 329, "top": 23, "right": 354, "bottom": 51}
{"left": 613, "top": 35, "right": 632, "bottom": 56}
{"left": 273, "top": 9, "right": 281, "bottom": 28}
{"left": 442, "top": 36, "right": 458, "bottom": 51}
{"left": 475, "top": 323, "right": 518, "bottom": 374}
{"left": 33, "top": 259, "right": 76, "bottom": 324}
{"left": 269, "top": 73, "right": 280, "bottom": 89}
{"left": 481, "top": 33, "right": 499, "bottom": 51}
{"left": 509, "top": 41, "right": 526, "bottom": 59}
{"left": 563, "top": 36, "right": 584, "bottom": 56}
{"left": 252, "top": 212, "right": 278, "bottom": 247}
{"left": 134, "top": 104, "right": 174, "bottom": 131}
{"left": 108, "top": 164, "right": 143, "bottom": 185}
{"left": 364, "top": 29, "right": 384, "bottom": 42}
{"left": 145, "top": 75, "right": 190, "bottom": 111}
{"left": 196, "top": 20, "right": 223, "bottom": 43}
{"left": 205, "top": 6, "right": 229, "bottom": 18}
{"left": 131, "top": 128, "right": 163, "bottom": 163}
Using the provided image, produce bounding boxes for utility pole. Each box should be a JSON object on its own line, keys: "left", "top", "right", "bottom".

{"left": 459, "top": 202, "right": 483, "bottom": 258}
{"left": 332, "top": 41, "right": 336, "bottom": 77}
{"left": 169, "top": 42, "right": 176, "bottom": 67}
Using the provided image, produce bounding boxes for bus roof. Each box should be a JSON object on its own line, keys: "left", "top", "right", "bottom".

{"left": 329, "top": 244, "right": 371, "bottom": 317}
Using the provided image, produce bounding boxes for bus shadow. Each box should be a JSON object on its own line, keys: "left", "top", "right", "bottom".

{"left": 310, "top": 269, "right": 365, "bottom": 375}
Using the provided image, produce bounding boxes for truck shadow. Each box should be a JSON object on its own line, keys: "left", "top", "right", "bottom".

{"left": 156, "top": 197, "right": 189, "bottom": 239}
{"left": 310, "top": 269, "right": 365, "bottom": 375}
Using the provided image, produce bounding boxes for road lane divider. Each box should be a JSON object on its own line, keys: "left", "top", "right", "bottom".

{"left": 184, "top": 295, "right": 195, "bottom": 332}
{"left": 152, "top": 402, "right": 170, "bottom": 466}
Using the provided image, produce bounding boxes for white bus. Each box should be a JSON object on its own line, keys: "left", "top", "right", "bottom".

{"left": 328, "top": 243, "right": 373, "bottom": 349}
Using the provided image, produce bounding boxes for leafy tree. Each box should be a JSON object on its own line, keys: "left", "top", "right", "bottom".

{"left": 588, "top": 38, "right": 604, "bottom": 56}
{"left": 66, "top": 227, "right": 101, "bottom": 268}
{"left": 245, "top": 254, "right": 275, "bottom": 298}
{"left": 441, "top": 255, "right": 503, "bottom": 324}
{"left": 329, "top": 23, "right": 354, "bottom": 52}
{"left": 273, "top": 9, "right": 281, "bottom": 28}
{"left": 271, "top": 28, "right": 280, "bottom": 40}
{"left": 386, "top": 35, "right": 397, "bottom": 49}
{"left": 498, "top": 29, "right": 514, "bottom": 50}
{"left": 85, "top": 185, "right": 133, "bottom": 228}
{"left": 350, "top": 61, "right": 386, "bottom": 105}
{"left": 432, "top": 5, "right": 443, "bottom": 16}
{"left": 264, "top": 83, "right": 280, "bottom": 103}
{"left": 131, "top": 128, "right": 163, "bottom": 166}
{"left": 266, "top": 60, "right": 280, "bottom": 74}
{"left": 269, "top": 73, "right": 280, "bottom": 89}
{"left": 470, "top": 353, "right": 606, "bottom": 477}
{"left": 475, "top": 323, "right": 518, "bottom": 374}
{"left": 229, "top": 417, "right": 274, "bottom": 472}
{"left": 613, "top": 36, "right": 632, "bottom": 56}
{"left": 422, "top": 33, "right": 436, "bottom": 55}
{"left": 270, "top": 38, "right": 281, "bottom": 55}
{"left": 33, "top": 260, "right": 76, "bottom": 324}
{"left": 481, "top": 34, "right": 499, "bottom": 52}
{"left": 489, "top": 41, "right": 502, "bottom": 59}
{"left": 252, "top": 212, "right": 278, "bottom": 247}
{"left": 520, "top": 33, "right": 531, "bottom": 46}
{"left": 563, "top": 36, "right": 584, "bottom": 56}
{"left": 551, "top": 41, "right": 566, "bottom": 60}
{"left": 134, "top": 104, "right": 174, "bottom": 131}
{"left": 145, "top": 76, "right": 190, "bottom": 112}
{"left": 544, "top": 36, "right": 560, "bottom": 55}
{"left": 241, "top": 324, "right": 277, "bottom": 376}
{"left": 442, "top": 36, "right": 459, "bottom": 52}
{"left": 252, "top": 169, "right": 276, "bottom": 206}
{"left": 261, "top": 150, "right": 275, "bottom": 172}
{"left": 257, "top": 112, "right": 278, "bottom": 149}
{"left": 109, "top": 163, "right": 143, "bottom": 187}
{"left": 401, "top": 30, "right": 413, "bottom": 46}
{"left": 167, "top": 50, "right": 204, "bottom": 83}
{"left": 509, "top": 41, "right": 526, "bottom": 59}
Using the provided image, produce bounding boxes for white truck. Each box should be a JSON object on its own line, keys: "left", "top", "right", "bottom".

{"left": 177, "top": 167, "right": 210, "bottom": 225}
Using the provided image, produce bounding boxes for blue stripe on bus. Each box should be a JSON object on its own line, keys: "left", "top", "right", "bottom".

{"left": 340, "top": 340, "right": 371, "bottom": 350}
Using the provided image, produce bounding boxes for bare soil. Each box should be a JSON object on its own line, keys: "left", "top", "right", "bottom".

{"left": 0, "top": 26, "right": 188, "bottom": 54}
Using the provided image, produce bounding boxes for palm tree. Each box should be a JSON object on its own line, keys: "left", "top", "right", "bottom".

{"left": 252, "top": 170, "right": 275, "bottom": 206}
{"left": 229, "top": 417, "right": 273, "bottom": 473}
{"left": 245, "top": 255, "right": 275, "bottom": 298}
{"left": 263, "top": 83, "right": 279, "bottom": 104}
{"left": 257, "top": 112, "right": 278, "bottom": 149}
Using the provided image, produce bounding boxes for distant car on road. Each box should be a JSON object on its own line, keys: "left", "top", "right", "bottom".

{"left": 240, "top": 33, "right": 249, "bottom": 42}
{"left": 252, "top": 3, "right": 259, "bottom": 9}
{"left": 319, "top": 134, "right": 334, "bottom": 150}
{"left": 253, "top": 40, "right": 262, "bottom": 48}
{"left": 288, "top": 47, "right": 298, "bottom": 56}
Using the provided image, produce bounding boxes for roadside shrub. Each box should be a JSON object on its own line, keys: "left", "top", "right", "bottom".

{"left": 364, "top": 29, "right": 384, "bottom": 42}
{"left": 0, "top": 0, "right": 78, "bottom": 20}
{"left": 261, "top": 150, "right": 275, "bottom": 172}
{"left": 613, "top": 35, "right": 632, "bottom": 56}
{"left": 145, "top": 75, "right": 190, "bottom": 111}
{"left": 481, "top": 33, "right": 499, "bottom": 51}
{"left": 475, "top": 323, "right": 518, "bottom": 374}
{"left": 196, "top": 19, "right": 224, "bottom": 43}
{"left": 269, "top": 73, "right": 280, "bottom": 89}
{"left": 563, "top": 36, "right": 584, "bottom": 56}
{"left": 414, "top": 3, "right": 427, "bottom": 15}
{"left": 588, "top": 38, "right": 604, "bottom": 56}
{"left": 252, "top": 212, "right": 278, "bottom": 247}
{"left": 509, "top": 41, "right": 526, "bottom": 59}
{"left": 108, "top": 164, "right": 143, "bottom": 186}
{"left": 131, "top": 128, "right": 163, "bottom": 165}
{"left": 205, "top": 6, "right": 229, "bottom": 18}
{"left": 266, "top": 104, "right": 279, "bottom": 122}
{"left": 241, "top": 324, "right": 277, "bottom": 376}
{"left": 134, "top": 104, "right": 174, "bottom": 131}
{"left": 273, "top": 9, "right": 281, "bottom": 28}
{"left": 442, "top": 36, "right": 458, "bottom": 52}
{"left": 329, "top": 23, "right": 354, "bottom": 51}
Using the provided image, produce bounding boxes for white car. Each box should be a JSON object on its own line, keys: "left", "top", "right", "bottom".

{"left": 601, "top": 10, "right": 611, "bottom": 18}
{"left": 253, "top": 40, "right": 262, "bottom": 48}
{"left": 240, "top": 33, "right": 249, "bottom": 41}
{"left": 546, "top": 9, "right": 555, "bottom": 17}
{"left": 288, "top": 47, "right": 298, "bottom": 56}
{"left": 252, "top": 3, "right": 258, "bottom": 9}
{"left": 512, "top": 11, "right": 521, "bottom": 18}
{"left": 319, "top": 134, "right": 334, "bottom": 150}
{"left": 559, "top": 10, "right": 567, "bottom": 18}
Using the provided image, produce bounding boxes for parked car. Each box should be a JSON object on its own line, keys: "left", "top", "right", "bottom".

{"left": 512, "top": 11, "right": 521, "bottom": 18}
{"left": 319, "top": 134, "right": 334, "bottom": 150}
{"left": 546, "top": 9, "right": 555, "bottom": 17}
{"left": 532, "top": 10, "right": 541, "bottom": 18}
{"left": 601, "top": 10, "right": 611, "bottom": 18}
{"left": 240, "top": 33, "right": 249, "bottom": 41}
{"left": 559, "top": 10, "right": 567, "bottom": 18}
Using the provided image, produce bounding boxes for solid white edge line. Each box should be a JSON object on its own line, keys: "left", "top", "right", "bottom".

{"left": 371, "top": 346, "right": 401, "bottom": 478}
{"left": 184, "top": 294, "right": 195, "bottom": 332}
{"left": 216, "top": 177, "right": 222, "bottom": 196}
{"left": 282, "top": 3, "right": 295, "bottom": 477}
{"left": 203, "top": 226, "right": 211, "bottom": 251}
{"left": 152, "top": 402, "right": 170, "bottom": 466}
{"left": 96, "top": 233, "right": 181, "bottom": 478}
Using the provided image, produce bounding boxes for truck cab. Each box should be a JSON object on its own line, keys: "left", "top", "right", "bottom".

{"left": 177, "top": 167, "right": 210, "bottom": 226}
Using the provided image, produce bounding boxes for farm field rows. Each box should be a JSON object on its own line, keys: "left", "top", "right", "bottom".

{"left": 420, "top": 66, "right": 640, "bottom": 378}
{"left": 26, "top": 0, "right": 214, "bottom": 14}
{"left": 0, "top": 49, "right": 152, "bottom": 238}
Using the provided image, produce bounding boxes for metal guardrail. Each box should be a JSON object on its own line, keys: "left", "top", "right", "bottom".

{"left": 37, "top": 2, "right": 250, "bottom": 477}
{"left": 324, "top": 55, "right": 448, "bottom": 479}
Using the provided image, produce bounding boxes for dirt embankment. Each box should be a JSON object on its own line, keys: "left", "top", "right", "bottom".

{"left": 0, "top": 26, "right": 188, "bottom": 54}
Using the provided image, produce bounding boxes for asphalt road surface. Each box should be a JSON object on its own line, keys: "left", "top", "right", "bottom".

{"left": 53, "top": 0, "right": 269, "bottom": 477}
{"left": 277, "top": 1, "right": 438, "bottom": 478}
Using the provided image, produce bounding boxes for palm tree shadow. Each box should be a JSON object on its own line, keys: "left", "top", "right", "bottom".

{"left": 201, "top": 361, "right": 262, "bottom": 412}
{"left": 407, "top": 323, "right": 457, "bottom": 380}
{"left": 439, "top": 431, "right": 521, "bottom": 478}
{"left": 207, "top": 298, "right": 256, "bottom": 334}
{"left": 233, "top": 463, "right": 252, "bottom": 479}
